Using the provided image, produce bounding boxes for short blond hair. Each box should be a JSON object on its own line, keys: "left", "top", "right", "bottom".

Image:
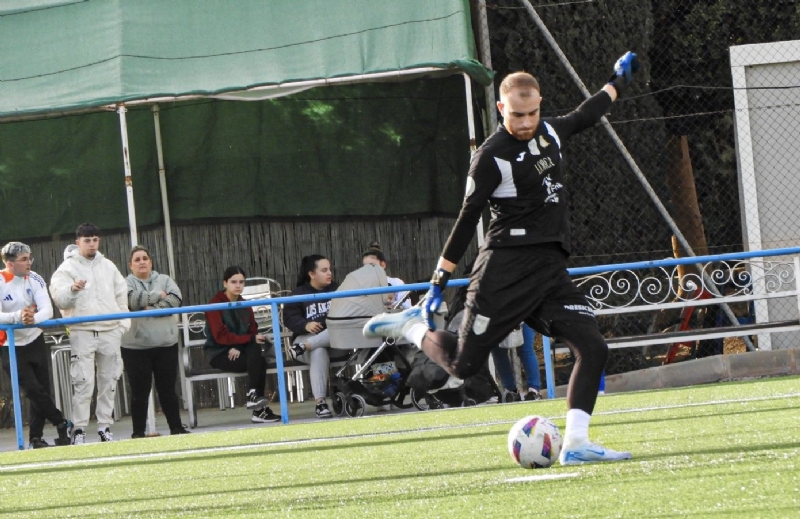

{"left": 499, "top": 72, "right": 540, "bottom": 98}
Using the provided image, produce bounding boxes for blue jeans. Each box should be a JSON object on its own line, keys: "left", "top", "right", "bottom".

{"left": 491, "top": 323, "right": 541, "bottom": 391}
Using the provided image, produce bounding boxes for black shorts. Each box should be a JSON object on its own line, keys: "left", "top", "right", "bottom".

{"left": 454, "top": 244, "right": 601, "bottom": 373}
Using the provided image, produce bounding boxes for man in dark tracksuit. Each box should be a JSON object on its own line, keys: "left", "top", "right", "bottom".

{"left": 365, "top": 52, "right": 639, "bottom": 466}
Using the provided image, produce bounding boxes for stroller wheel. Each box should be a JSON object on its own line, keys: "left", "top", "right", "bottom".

{"left": 345, "top": 394, "right": 366, "bottom": 418}
{"left": 410, "top": 389, "right": 429, "bottom": 411}
{"left": 332, "top": 392, "right": 346, "bottom": 417}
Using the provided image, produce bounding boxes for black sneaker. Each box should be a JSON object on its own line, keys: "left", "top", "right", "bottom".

{"left": 502, "top": 389, "right": 521, "bottom": 403}
{"left": 131, "top": 432, "right": 147, "bottom": 439}
{"left": 246, "top": 389, "right": 267, "bottom": 409}
{"left": 98, "top": 428, "right": 114, "bottom": 442}
{"left": 29, "top": 437, "right": 52, "bottom": 449}
{"left": 524, "top": 388, "right": 542, "bottom": 401}
{"left": 54, "top": 419, "right": 73, "bottom": 446}
{"left": 170, "top": 426, "right": 191, "bottom": 435}
{"left": 315, "top": 401, "right": 332, "bottom": 418}
{"left": 251, "top": 407, "right": 280, "bottom": 423}
{"left": 289, "top": 343, "right": 306, "bottom": 360}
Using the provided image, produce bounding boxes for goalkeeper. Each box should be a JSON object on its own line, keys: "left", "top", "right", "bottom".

{"left": 365, "top": 52, "right": 639, "bottom": 466}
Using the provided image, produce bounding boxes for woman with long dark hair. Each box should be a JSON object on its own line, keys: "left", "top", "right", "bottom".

{"left": 283, "top": 255, "right": 338, "bottom": 418}
{"left": 204, "top": 266, "right": 278, "bottom": 423}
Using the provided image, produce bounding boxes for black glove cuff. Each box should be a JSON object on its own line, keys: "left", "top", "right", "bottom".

{"left": 430, "top": 268, "right": 452, "bottom": 288}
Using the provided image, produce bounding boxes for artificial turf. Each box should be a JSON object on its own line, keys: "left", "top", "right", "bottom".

{"left": 0, "top": 376, "right": 798, "bottom": 518}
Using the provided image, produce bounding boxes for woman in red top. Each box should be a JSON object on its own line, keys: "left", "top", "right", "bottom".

{"left": 204, "top": 266, "right": 279, "bottom": 423}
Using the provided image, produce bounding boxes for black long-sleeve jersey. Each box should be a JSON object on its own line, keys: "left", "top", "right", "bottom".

{"left": 440, "top": 90, "right": 613, "bottom": 264}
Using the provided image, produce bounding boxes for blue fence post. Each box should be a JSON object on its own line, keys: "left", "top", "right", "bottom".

{"left": 6, "top": 330, "right": 26, "bottom": 450}
{"left": 270, "top": 302, "right": 289, "bottom": 424}
{"left": 542, "top": 336, "right": 556, "bottom": 400}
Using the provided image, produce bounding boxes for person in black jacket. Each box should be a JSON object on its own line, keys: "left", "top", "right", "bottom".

{"left": 282, "top": 255, "right": 338, "bottom": 418}
{"left": 365, "top": 53, "right": 640, "bottom": 465}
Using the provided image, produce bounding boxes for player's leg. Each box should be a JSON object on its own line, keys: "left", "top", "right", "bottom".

{"left": 365, "top": 247, "right": 543, "bottom": 381}
{"left": 529, "top": 271, "right": 631, "bottom": 465}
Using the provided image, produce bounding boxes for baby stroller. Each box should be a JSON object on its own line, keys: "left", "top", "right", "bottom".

{"left": 326, "top": 264, "right": 421, "bottom": 417}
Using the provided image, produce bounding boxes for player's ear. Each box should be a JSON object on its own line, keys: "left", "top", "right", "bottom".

{"left": 496, "top": 100, "right": 504, "bottom": 113}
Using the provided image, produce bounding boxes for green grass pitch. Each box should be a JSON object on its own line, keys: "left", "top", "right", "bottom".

{"left": 1, "top": 376, "right": 798, "bottom": 518}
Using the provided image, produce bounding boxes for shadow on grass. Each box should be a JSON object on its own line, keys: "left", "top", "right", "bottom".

{"left": 593, "top": 403, "right": 799, "bottom": 429}
{"left": 1, "top": 428, "right": 502, "bottom": 479}
{"left": 1, "top": 458, "right": 510, "bottom": 514}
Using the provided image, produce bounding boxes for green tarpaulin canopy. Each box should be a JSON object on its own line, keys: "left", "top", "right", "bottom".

{"left": 0, "top": 0, "right": 492, "bottom": 119}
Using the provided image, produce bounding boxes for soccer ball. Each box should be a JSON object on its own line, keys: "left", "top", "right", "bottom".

{"left": 507, "top": 415, "right": 562, "bottom": 469}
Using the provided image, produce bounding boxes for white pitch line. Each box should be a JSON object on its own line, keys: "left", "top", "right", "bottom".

{"left": 505, "top": 472, "right": 580, "bottom": 483}
{"left": 1, "top": 391, "right": 797, "bottom": 472}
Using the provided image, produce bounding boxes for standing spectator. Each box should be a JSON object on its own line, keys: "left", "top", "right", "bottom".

{"left": 204, "top": 266, "right": 278, "bottom": 423}
{"left": 50, "top": 223, "right": 130, "bottom": 444}
{"left": 0, "top": 242, "right": 73, "bottom": 449}
{"left": 283, "top": 255, "right": 338, "bottom": 418}
{"left": 122, "top": 245, "right": 189, "bottom": 438}
{"left": 361, "top": 243, "right": 410, "bottom": 309}
{"left": 491, "top": 323, "right": 543, "bottom": 402}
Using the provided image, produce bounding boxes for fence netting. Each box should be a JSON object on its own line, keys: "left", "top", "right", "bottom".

{"left": 477, "top": 0, "right": 800, "bottom": 376}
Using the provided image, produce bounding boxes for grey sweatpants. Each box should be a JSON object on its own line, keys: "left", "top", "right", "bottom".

{"left": 69, "top": 328, "right": 124, "bottom": 429}
{"left": 294, "top": 330, "right": 331, "bottom": 400}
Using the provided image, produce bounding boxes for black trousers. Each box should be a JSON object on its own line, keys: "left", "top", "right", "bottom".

{"left": 208, "top": 341, "right": 267, "bottom": 397}
{"left": 1, "top": 334, "right": 65, "bottom": 440}
{"left": 422, "top": 244, "right": 608, "bottom": 414}
{"left": 121, "top": 344, "right": 183, "bottom": 435}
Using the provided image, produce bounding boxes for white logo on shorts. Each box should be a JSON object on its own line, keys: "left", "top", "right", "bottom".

{"left": 472, "top": 314, "right": 490, "bottom": 335}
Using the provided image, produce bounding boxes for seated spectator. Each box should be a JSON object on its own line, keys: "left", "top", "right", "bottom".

{"left": 361, "top": 243, "right": 410, "bottom": 309}
{"left": 121, "top": 245, "right": 190, "bottom": 438}
{"left": 491, "top": 323, "right": 543, "bottom": 402}
{"left": 283, "top": 255, "right": 339, "bottom": 419}
{"left": 204, "top": 266, "right": 278, "bottom": 423}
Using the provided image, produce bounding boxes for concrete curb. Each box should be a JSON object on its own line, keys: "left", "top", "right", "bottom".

{"left": 554, "top": 349, "right": 799, "bottom": 398}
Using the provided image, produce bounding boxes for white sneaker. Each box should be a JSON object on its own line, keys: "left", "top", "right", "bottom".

{"left": 558, "top": 440, "right": 632, "bottom": 466}
{"left": 72, "top": 429, "right": 86, "bottom": 445}
{"left": 98, "top": 428, "right": 114, "bottom": 442}
{"left": 363, "top": 306, "right": 424, "bottom": 338}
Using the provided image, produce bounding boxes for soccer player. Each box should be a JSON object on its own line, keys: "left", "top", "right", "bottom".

{"left": 365, "top": 53, "right": 639, "bottom": 465}
{"left": 0, "top": 242, "right": 73, "bottom": 448}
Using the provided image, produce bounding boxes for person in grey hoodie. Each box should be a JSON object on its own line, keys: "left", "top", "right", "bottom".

{"left": 121, "top": 245, "right": 188, "bottom": 438}
{"left": 50, "top": 223, "right": 130, "bottom": 445}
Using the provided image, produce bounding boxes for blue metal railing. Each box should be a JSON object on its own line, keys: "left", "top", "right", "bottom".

{"left": 3, "top": 246, "right": 800, "bottom": 450}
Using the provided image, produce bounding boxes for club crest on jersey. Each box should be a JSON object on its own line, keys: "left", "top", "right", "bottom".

{"left": 472, "top": 314, "right": 490, "bottom": 335}
{"left": 543, "top": 175, "right": 563, "bottom": 204}
{"left": 527, "top": 139, "right": 540, "bottom": 156}
{"left": 539, "top": 135, "right": 549, "bottom": 148}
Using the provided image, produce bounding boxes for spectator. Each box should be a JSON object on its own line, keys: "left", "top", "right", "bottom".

{"left": 0, "top": 242, "right": 73, "bottom": 449}
{"left": 121, "top": 245, "right": 189, "bottom": 438}
{"left": 491, "top": 323, "right": 543, "bottom": 402}
{"left": 50, "top": 223, "right": 130, "bottom": 444}
{"left": 361, "top": 243, "right": 410, "bottom": 309}
{"left": 204, "top": 266, "right": 278, "bottom": 423}
{"left": 283, "top": 255, "right": 338, "bottom": 419}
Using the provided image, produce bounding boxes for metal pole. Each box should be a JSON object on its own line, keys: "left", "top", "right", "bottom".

{"left": 6, "top": 331, "right": 26, "bottom": 450}
{"left": 118, "top": 105, "right": 158, "bottom": 433}
{"left": 117, "top": 106, "right": 138, "bottom": 245}
{"left": 270, "top": 302, "right": 290, "bottom": 423}
{"left": 476, "top": 0, "right": 498, "bottom": 135}
{"left": 517, "top": 0, "right": 753, "bottom": 350}
{"left": 463, "top": 73, "right": 486, "bottom": 247}
{"left": 152, "top": 105, "right": 189, "bottom": 420}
